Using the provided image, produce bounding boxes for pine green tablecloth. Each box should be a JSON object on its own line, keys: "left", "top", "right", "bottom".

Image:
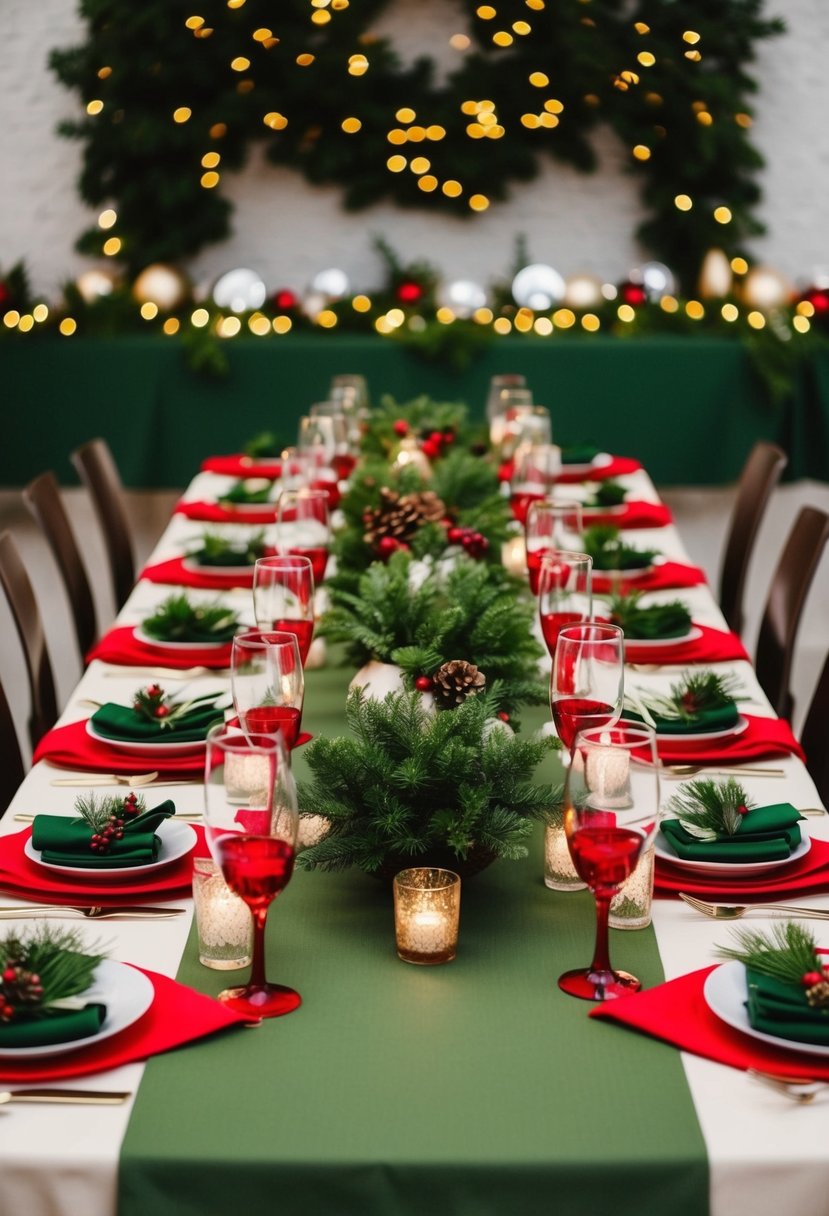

{"left": 119, "top": 659, "right": 708, "bottom": 1216}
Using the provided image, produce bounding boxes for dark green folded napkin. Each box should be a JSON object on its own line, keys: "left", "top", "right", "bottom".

{"left": 562, "top": 444, "right": 601, "bottom": 465}
{"left": 195, "top": 548, "right": 257, "bottom": 568}
{"left": 32, "top": 801, "right": 176, "bottom": 868}
{"left": 220, "top": 479, "right": 274, "bottom": 505}
{"left": 661, "top": 802, "right": 803, "bottom": 863}
{"left": 91, "top": 696, "right": 223, "bottom": 743}
{"left": 746, "top": 967, "right": 829, "bottom": 1045}
{"left": 0, "top": 1003, "right": 107, "bottom": 1048}
{"left": 627, "top": 703, "right": 740, "bottom": 735}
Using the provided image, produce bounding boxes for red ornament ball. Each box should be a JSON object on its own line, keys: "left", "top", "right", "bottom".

{"left": 803, "top": 971, "right": 825, "bottom": 987}
{"left": 619, "top": 280, "right": 647, "bottom": 307}
{"left": 421, "top": 439, "right": 441, "bottom": 460}
{"left": 392, "top": 419, "right": 409, "bottom": 436}
{"left": 497, "top": 711, "right": 510, "bottom": 722}
{"left": 414, "top": 675, "right": 433, "bottom": 692}
{"left": 447, "top": 527, "right": 463, "bottom": 544}
{"left": 378, "top": 536, "right": 408, "bottom": 557}
{"left": 396, "top": 280, "right": 423, "bottom": 305}
{"left": 0, "top": 282, "right": 10, "bottom": 309}
{"left": 272, "top": 288, "right": 299, "bottom": 312}
{"left": 800, "top": 286, "right": 829, "bottom": 316}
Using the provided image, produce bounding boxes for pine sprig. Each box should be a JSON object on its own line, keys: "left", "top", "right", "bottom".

{"left": 586, "top": 481, "right": 627, "bottom": 508}
{"left": 716, "top": 923, "right": 823, "bottom": 986}
{"left": 0, "top": 926, "right": 106, "bottom": 1023}
{"left": 626, "top": 669, "right": 741, "bottom": 724}
{"left": 219, "top": 478, "right": 276, "bottom": 505}
{"left": 190, "top": 531, "right": 267, "bottom": 567}
{"left": 666, "top": 778, "right": 753, "bottom": 839}
{"left": 583, "top": 525, "right": 660, "bottom": 572}
{"left": 608, "top": 591, "right": 692, "bottom": 640}
{"left": 297, "top": 688, "right": 557, "bottom": 875}
{"left": 74, "top": 790, "right": 147, "bottom": 835}
{"left": 142, "top": 593, "right": 240, "bottom": 643}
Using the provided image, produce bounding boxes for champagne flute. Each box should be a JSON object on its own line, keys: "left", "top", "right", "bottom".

{"left": 203, "top": 725, "right": 301, "bottom": 1017}
{"left": 525, "top": 499, "right": 584, "bottom": 593}
{"left": 253, "top": 556, "right": 315, "bottom": 665}
{"left": 538, "top": 551, "right": 593, "bottom": 657}
{"left": 231, "top": 629, "right": 305, "bottom": 749}
{"left": 559, "top": 723, "right": 660, "bottom": 1000}
{"left": 510, "top": 443, "right": 562, "bottom": 525}
{"left": 276, "top": 487, "right": 331, "bottom": 584}
{"left": 550, "top": 623, "right": 624, "bottom": 751}
{"left": 309, "top": 402, "right": 357, "bottom": 479}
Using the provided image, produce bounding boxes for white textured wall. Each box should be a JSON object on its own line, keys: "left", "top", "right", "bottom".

{"left": 1, "top": 0, "right": 827, "bottom": 300}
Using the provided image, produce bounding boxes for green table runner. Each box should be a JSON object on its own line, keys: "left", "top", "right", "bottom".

{"left": 119, "top": 659, "right": 708, "bottom": 1216}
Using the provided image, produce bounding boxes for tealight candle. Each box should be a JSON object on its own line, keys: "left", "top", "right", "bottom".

{"left": 609, "top": 847, "right": 655, "bottom": 931}
{"left": 501, "top": 534, "right": 527, "bottom": 576}
{"left": 393, "top": 868, "right": 461, "bottom": 965}
{"left": 585, "top": 742, "right": 632, "bottom": 808}
{"left": 192, "top": 856, "right": 252, "bottom": 970}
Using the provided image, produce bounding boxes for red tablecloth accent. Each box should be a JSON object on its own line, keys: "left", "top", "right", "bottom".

{"left": 34, "top": 719, "right": 208, "bottom": 776}
{"left": 582, "top": 501, "right": 673, "bottom": 529}
{"left": 0, "top": 825, "right": 206, "bottom": 906}
{"left": 201, "top": 454, "right": 282, "bottom": 478}
{"left": 624, "top": 624, "right": 749, "bottom": 665}
{"left": 591, "top": 965, "right": 829, "bottom": 1081}
{"left": 655, "top": 835, "right": 829, "bottom": 901}
{"left": 593, "top": 561, "right": 707, "bottom": 595}
{"left": 140, "top": 557, "right": 256, "bottom": 590}
{"left": 174, "top": 501, "right": 279, "bottom": 525}
{"left": 499, "top": 455, "right": 643, "bottom": 484}
{"left": 87, "top": 625, "right": 233, "bottom": 669}
{"left": 0, "top": 965, "right": 251, "bottom": 1083}
{"left": 639, "top": 713, "right": 805, "bottom": 765}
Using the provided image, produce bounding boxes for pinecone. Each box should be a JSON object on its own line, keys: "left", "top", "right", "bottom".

{"left": 363, "top": 487, "right": 445, "bottom": 551}
{"left": 403, "top": 490, "right": 446, "bottom": 524}
{"left": 432, "top": 660, "right": 486, "bottom": 708}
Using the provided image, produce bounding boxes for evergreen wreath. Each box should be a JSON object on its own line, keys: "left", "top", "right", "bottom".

{"left": 50, "top": 0, "right": 781, "bottom": 285}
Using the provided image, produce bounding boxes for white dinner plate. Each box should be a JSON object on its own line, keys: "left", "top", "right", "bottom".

{"left": 25, "top": 818, "right": 197, "bottom": 877}
{"left": 85, "top": 718, "right": 208, "bottom": 756}
{"left": 655, "top": 825, "right": 810, "bottom": 876}
{"left": 561, "top": 452, "right": 613, "bottom": 476}
{"left": 655, "top": 713, "right": 749, "bottom": 743}
{"left": 704, "top": 960, "right": 829, "bottom": 1059}
{"left": 181, "top": 556, "right": 256, "bottom": 578}
{"left": 595, "top": 564, "right": 656, "bottom": 581}
{"left": 133, "top": 625, "right": 232, "bottom": 652}
{"left": 625, "top": 626, "right": 701, "bottom": 650}
{"left": 580, "top": 502, "right": 626, "bottom": 516}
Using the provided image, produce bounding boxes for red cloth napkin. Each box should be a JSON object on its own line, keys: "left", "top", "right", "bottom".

{"left": 140, "top": 557, "right": 256, "bottom": 590}
{"left": 624, "top": 624, "right": 749, "bottom": 665}
{"left": 559, "top": 455, "right": 643, "bottom": 483}
{"left": 640, "top": 714, "right": 806, "bottom": 765}
{"left": 591, "top": 964, "right": 829, "bottom": 1081}
{"left": 201, "top": 454, "right": 282, "bottom": 478}
{"left": 34, "top": 719, "right": 208, "bottom": 776}
{"left": 87, "top": 625, "right": 232, "bottom": 669}
{"left": 0, "top": 965, "right": 251, "bottom": 1083}
{"left": 582, "top": 501, "right": 673, "bottom": 529}
{"left": 655, "top": 835, "right": 829, "bottom": 901}
{"left": 593, "top": 561, "right": 707, "bottom": 595}
{"left": 0, "top": 825, "right": 206, "bottom": 906}
{"left": 174, "top": 501, "right": 279, "bottom": 526}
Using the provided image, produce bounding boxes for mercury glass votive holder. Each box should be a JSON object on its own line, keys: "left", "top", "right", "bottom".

{"left": 393, "top": 868, "right": 461, "bottom": 965}
{"left": 192, "top": 856, "right": 253, "bottom": 970}
{"left": 544, "top": 812, "right": 587, "bottom": 892}
{"left": 609, "top": 846, "right": 655, "bottom": 931}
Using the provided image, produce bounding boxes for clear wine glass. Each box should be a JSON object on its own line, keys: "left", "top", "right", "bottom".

{"left": 253, "top": 556, "right": 315, "bottom": 665}
{"left": 510, "top": 443, "right": 562, "bottom": 525}
{"left": 550, "top": 623, "right": 624, "bottom": 752}
{"left": 559, "top": 723, "right": 660, "bottom": 1001}
{"left": 525, "top": 499, "right": 584, "bottom": 593}
{"left": 276, "top": 487, "right": 331, "bottom": 585}
{"left": 203, "top": 724, "right": 301, "bottom": 1017}
{"left": 538, "top": 551, "right": 593, "bottom": 657}
{"left": 231, "top": 629, "right": 305, "bottom": 749}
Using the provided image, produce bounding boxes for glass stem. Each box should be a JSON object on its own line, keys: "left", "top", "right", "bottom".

{"left": 590, "top": 892, "right": 613, "bottom": 976}
{"left": 249, "top": 906, "right": 269, "bottom": 988}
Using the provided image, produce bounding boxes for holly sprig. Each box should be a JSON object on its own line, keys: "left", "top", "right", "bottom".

{"left": 141, "top": 593, "right": 240, "bottom": 643}
{"left": 716, "top": 923, "right": 829, "bottom": 1007}
{"left": 583, "top": 525, "right": 660, "bottom": 572}
{"left": 0, "top": 926, "right": 106, "bottom": 1025}
{"left": 608, "top": 591, "right": 692, "bottom": 640}
{"left": 626, "top": 670, "right": 741, "bottom": 725}
{"left": 666, "top": 778, "right": 754, "bottom": 839}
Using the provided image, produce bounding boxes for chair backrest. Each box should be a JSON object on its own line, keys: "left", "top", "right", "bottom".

{"left": 719, "top": 441, "right": 788, "bottom": 636}
{"left": 23, "top": 470, "right": 97, "bottom": 661}
{"left": 0, "top": 531, "right": 59, "bottom": 751}
{"left": 70, "top": 438, "right": 135, "bottom": 608}
{"left": 0, "top": 673, "right": 25, "bottom": 818}
{"left": 755, "top": 506, "right": 829, "bottom": 720}
{"left": 801, "top": 650, "right": 829, "bottom": 809}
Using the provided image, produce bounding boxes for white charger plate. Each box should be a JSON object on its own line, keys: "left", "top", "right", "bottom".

{"left": 133, "top": 626, "right": 232, "bottom": 652}
{"left": 0, "top": 959, "right": 154, "bottom": 1059}
{"left": 655, "top": 825, "right": 810, "bottom": 876}
{"left": 655, "top": 714, "right": 749, "bottom": 743}
{"left": 25, "top": 818, "right": 197, "bottom": 877}
{"left": 625, "top": 626, "right": 702, "bottom": 650}
{"left": 181, "top": 557, "right": 256, "bottom": 578}
{"left": 704, "top": 960, "right": 829, "bottom": 1060}
{"left": 85, "top": 718, "right": 207, "bottom": 756}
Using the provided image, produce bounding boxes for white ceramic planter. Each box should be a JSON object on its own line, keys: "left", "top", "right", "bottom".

{"left": 348, "top": 660, "right": 407, "bottom": 701}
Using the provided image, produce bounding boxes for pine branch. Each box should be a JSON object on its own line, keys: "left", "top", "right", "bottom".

{"left": 666, "top": 778, "right": 753, "bottom": 838}
{"left": 716, "top": 923, "right": 821, "bottom": 985}
{"left": 608, "top": 591, "right": 691, "bottom": 640}
{"left": 583, "top": 525, "right": 659, "bottom": 572}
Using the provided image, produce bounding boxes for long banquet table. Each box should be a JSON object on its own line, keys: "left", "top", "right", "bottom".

{"left": 0, "top": 457, "right": 827, "bottom": 1216}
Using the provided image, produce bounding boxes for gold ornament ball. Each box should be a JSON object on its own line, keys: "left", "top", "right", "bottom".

{"left": 698, "top": 249, "right": 733, "bottom": 299}
{"left": 133, "top": 264, "right": 190, "bottom": 311}
{"left": 75, "top": 267, "right": 120, "bottom": 304}
{"left": 742, "top": 266, "right": 792, "bottom": 311}
{"left": 563, "top": 273, "right": 603, "bottom": 310}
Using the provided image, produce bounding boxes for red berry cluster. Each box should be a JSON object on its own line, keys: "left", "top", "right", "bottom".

{"left": 421, "top": 429, "right": 455, "bottom": 461}
{"left": 134, "top": 683, "right": 170, "bottom": 720}
{"left": 90, "top": 792, "right": 141, "bottom": 854}
{"left": 446, "top": 525, "right": 489, "bottom": 560}
{"left": 377, "top": 536, "right": 410, "bottom": 559}
{"left": 1, "top": 962, "right": 43, "bottom": 1022}
{"left": 414, "top": 675, "right": 433, "bottom": 692}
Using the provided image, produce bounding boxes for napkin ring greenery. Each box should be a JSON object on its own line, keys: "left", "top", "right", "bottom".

{"left": 0, "top": 926, "right": 105, "bottom": 1026}
{"left": 189, "top": 530, "right": 267, "bottom": 567}
{"left": 608, "top": 591, "right": 691, "bottom": 641}
{"left": 582, "top": 525, "right": 659, "bottom": 572}
{"left": 76, "top": 790, "right": 147, "bottom": 855}
{"left": 718, "top": 923, "right": 829, "bottom": 1010}
{"left": 141, "top": 593, "right": 240, "bottom": 643}
{"left": 586, "top": 481, "right": 627, "bottom": 508}
{"left": 626, "top": 670, "right": 740, "bottom": 727}
{"left": 132, "top": 683, "right": 212, "bottom": 730}
{"left": 666, "top": 778, "right": 753, "bottom": 839}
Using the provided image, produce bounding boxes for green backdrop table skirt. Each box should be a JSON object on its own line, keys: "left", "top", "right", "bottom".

{"left": 2, "top": 334, "right": 825, "bottom": 487}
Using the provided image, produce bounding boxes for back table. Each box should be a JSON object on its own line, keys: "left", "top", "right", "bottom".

{"left": 0, "top": 460, "right": 827, "bottom": 1216}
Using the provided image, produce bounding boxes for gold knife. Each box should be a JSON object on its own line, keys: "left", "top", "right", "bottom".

{"left": 0, "top": 1089, "right": 131, "bottom": 1105}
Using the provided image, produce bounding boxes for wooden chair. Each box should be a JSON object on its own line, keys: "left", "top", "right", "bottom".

{"left": 71, "top": 438, "right": 136, "bottom": 608}
{"left": 755, "top": 506, "right": 829, "bottom": 721}
{"left": 23, "top": 470, "right": 97, "bottom": 662}
{"left": 801, "top": 650, "right": 829, "bottom": 808}
{"left": 0, "top": 673, "right": 25, "bottom": 818}
{"left": 718, "top": 441, "right": 788, "bottom": 636}
{"left": 0, "top": 531, "right": 58, "bottom": 751}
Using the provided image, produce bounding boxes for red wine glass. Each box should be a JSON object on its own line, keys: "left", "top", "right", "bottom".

{"left": 253, "top": 555, "right": 315, "bottom": 665}
{"left": 203, "top": 725, "right": 301, "bottom": 1017}
{"left": 525, "top": 499, "right": 584, "bottom": 594}
{"left": 231, "top": 629, "right": 304, "bottom": 750}
{"left": 550, "top": 623, "right": 624, "bottom": 752}
{"left": 510, "top": 443, "right": 562, "bottom": 525}
{"left": 276, "top": 488, "right": 331, "bottom": 584}
{"left": 538, "top": 551, "right": 593, "bottom": 658}
{"left": 559, "top": 723, "right": 660, "bottom": 1001}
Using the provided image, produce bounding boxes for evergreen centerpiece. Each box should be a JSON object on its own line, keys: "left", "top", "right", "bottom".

{"left": 320, "top": 550, "right": 546, "bottom": 718}
{"left": 0, "top": 926, "right": 106, "bottom": 1039}
{"left": 608, "top": 591, "right": 692, "bottom": 640}
{"left": 188, "top": 530, "right": 267, "bottom": 568}
{"left": 358, "top": 394, "right": 472, "bottom": 464}
{"left": 583, "top": 525, "right": 660, "bottom": 572}
{"left": 297, "top": 687, "right": 556, "bottom": 879}
{"left": 141, "top": 593, "right": 240, "bottom": 643}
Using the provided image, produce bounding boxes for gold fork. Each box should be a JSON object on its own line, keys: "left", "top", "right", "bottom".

{"left": 0, "top": 905, "right": 186, "bottom": 920}
{"left": 747, "top": 1070, "right": 828, "bottom": 1103}
{"left": 0, "top": 1089, "right": 131, "bottom": 1105}
{"left": 679, "top": 892, "right": 829, "bottom": 920}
